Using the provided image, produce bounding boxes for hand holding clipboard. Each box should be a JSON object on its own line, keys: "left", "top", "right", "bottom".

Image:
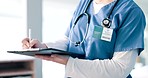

{"left": 7, "top": 48, "right": 85, "bottom": 59}
{"left": 18, "top": 36, "right": 85, "bottom": 65}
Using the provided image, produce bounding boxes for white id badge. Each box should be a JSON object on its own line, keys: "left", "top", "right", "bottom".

{"left": 101, "top": 27, "right": 113, "bottom": 42}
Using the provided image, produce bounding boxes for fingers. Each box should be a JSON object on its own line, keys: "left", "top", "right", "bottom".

{"left": 35, "top": 54, "right": 69, "bottom": 65}
{"left": 36, "top": 55, "right": 54, "bottom": 61}
{"left": 22, "top": 38, "right": 30, "bottom": 49}
{"left": 22, "top": 38, "right": 29, "bottom": 44}
{"left": 29, "top": 39, "right": 39, "bottom": 48}
{"left": 22, "top": 44, "right": 29, "bottom": 49}
{"left": 22, "top": 38, "right": 39, "bottom": 49}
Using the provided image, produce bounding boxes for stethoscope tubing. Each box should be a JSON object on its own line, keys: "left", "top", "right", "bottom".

{"left": 69, "top": 0, "right": 119, "bottom": 46}
{"left": 69, "top": 13, "right": 90, "bottom": 46}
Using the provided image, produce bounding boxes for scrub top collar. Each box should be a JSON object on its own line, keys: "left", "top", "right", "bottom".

{"left": 94, "top": 0, "right": 118, "bottom": 20}
{"left": 98, "top": 0, "right": 132, "bottom": 20}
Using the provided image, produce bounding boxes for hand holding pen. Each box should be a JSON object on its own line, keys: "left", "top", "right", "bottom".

{"left": 22, "top": 38, "right": 47, "bottom": 49}
{"left": 22, "top": 29, "right": 47, "bottom": 49}
{"left": 21, "top": 29, "right": 68, "bottom": 65}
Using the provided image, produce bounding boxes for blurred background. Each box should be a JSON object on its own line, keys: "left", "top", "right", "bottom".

{"left": 0, "top": 0, "right": 147, "bottom": 78}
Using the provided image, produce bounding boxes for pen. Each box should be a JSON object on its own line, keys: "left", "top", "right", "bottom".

{"left": 28, "top": 28, "right": 32, "bottom": 48}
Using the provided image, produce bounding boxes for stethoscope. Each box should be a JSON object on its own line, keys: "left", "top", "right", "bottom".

{"left": 69, "top": 0, "right": 119, "bottom": 47}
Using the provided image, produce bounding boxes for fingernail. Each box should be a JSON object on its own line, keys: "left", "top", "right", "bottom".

{"left": 51, "top": 55, "right": 55, "bottom": 57}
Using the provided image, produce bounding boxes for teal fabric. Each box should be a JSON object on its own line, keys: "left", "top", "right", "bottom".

{"left": 65, "top": 0, "right": 146, "bottom": 77}
{"left": 65, "top": 0, "right": 146, "bottom": 60}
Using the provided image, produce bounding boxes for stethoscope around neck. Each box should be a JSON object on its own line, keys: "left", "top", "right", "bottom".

{"left": 69, "top": 0, "right": 119, "bottom": 47}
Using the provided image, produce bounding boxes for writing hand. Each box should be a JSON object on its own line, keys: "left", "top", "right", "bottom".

{"left": 22, "top": 38, "right": 47, "bottom": 49}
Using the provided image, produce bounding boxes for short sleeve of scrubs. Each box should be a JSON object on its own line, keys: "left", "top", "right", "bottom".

{"left": 114, "top": 8, "right": 146, "bottom": 55}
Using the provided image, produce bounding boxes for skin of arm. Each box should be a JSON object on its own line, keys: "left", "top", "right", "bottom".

{"left": 34, "top": 37, "right": 138, "bottom": 78}
{"left": 22, "top": 35, "right": 138, "bottom": 78}
{"left": 36, "top": 48, "right": 138, "bottom": 78}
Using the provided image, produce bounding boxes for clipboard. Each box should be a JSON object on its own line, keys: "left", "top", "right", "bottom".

{"left": 7, "top": 48, "right": 85, "bottom": 59}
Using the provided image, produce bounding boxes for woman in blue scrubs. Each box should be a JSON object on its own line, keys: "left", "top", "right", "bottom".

{"left": 22, "top": 0, "right": 146, "bottom": 78}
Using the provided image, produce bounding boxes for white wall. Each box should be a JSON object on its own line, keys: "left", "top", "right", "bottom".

{"left": 0, "top": 0, "right": 26, "bottom": 52}
{"left": 42, "top": 0, "right": 79, "bottom": 78}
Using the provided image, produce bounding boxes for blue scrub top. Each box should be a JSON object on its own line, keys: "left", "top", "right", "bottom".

{"left": 65, "top": 0, "right": 146, "bottom": 60}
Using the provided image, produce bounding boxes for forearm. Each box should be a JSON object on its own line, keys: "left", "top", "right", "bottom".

{"left": 65, "top": 49, "right": 138, "bottom": 78}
